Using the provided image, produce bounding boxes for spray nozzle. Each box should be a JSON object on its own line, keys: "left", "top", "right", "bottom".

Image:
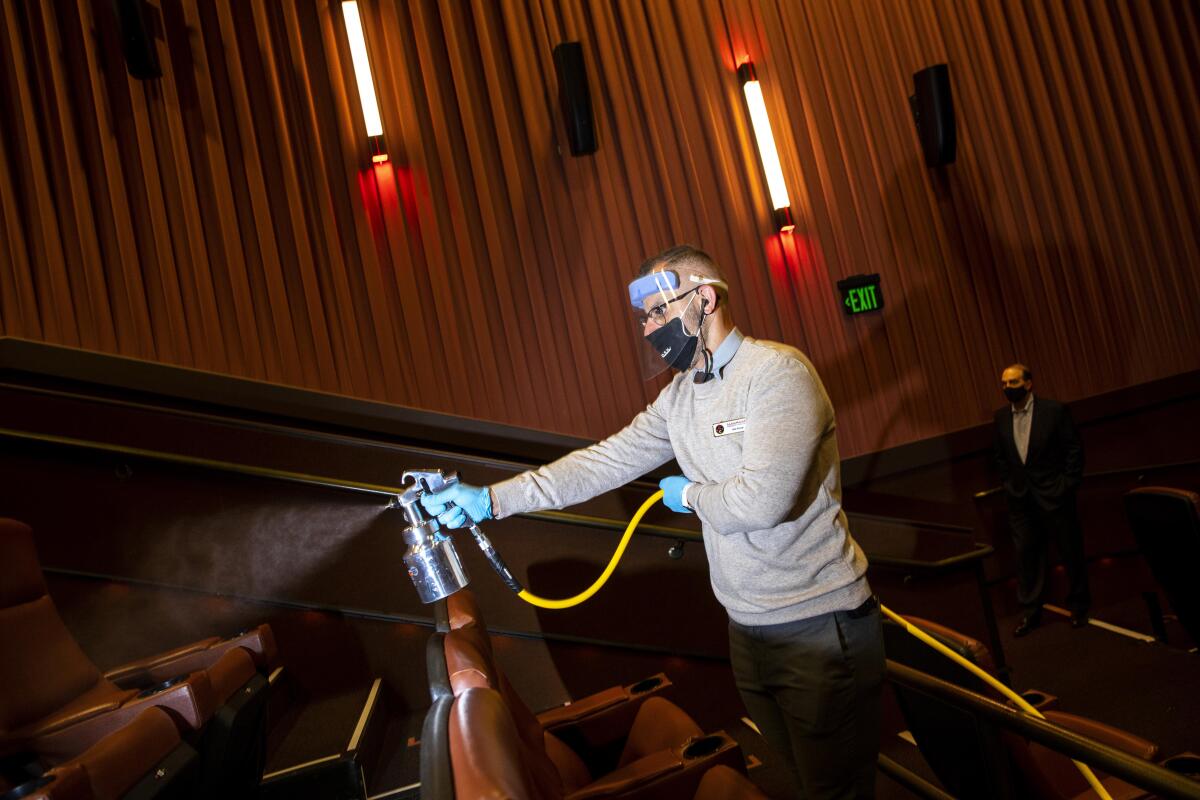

{"left": 394, "top": 469, "right": 460, "bottom": 528}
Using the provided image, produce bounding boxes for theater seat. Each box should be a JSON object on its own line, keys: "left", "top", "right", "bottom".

{"left": 443, "top": 624, "right": 700, "bottom": 780}
{"left": 102, "top": 624, "right": 277, "bottom": 688}
{"left": 0, "top": 518, "right": 268, "bottom": 796}
{"left": 443, "top": 590, "right": 675, "bottom": 761}
{"left": 1125, "top": 487, "right": 1200, "bottom": 646}
{"left": 448, "top": 686, "right": 744, "bottom": 800}
{"left": 883, "top": 615, "right": 1159, "bottom": 800}
{"left": 691, "top": 765, "right": 768, "bottom": 800}
{"left": 2, "top": 708, "right": 195, "bottom": 800}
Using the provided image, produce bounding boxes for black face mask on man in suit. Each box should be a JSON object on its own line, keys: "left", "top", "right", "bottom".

{"left": 1004, "top": 386, "right": 1029, "bottom": 404}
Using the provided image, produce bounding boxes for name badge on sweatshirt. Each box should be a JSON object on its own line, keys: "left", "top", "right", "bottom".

{"left": 712, "top": 418, "right": 746, "bottom": 437}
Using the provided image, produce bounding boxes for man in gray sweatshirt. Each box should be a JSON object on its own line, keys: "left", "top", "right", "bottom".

{"left": 423, "top": 245, "right": 884, "bottom": 799}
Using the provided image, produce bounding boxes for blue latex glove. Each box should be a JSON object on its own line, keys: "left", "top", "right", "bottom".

{"left": 659, "top": 476, "right": 695, "bottom": 514}
{"left": 420, "top": 483, "right": 493, "bottom": 529}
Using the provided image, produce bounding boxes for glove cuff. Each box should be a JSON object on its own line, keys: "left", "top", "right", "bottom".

{"left": 480, "top": 487, "right": 494, "bottom": 520}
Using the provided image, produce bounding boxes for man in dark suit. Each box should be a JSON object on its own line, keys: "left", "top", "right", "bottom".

{"left": 994, "top": 363, "right": 1089, "bottom": 636}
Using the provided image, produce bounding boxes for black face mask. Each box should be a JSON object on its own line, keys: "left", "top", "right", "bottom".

{"left": 1004, "top": 386, "right": 1028, "bottom": 404}
{"left": 646, "top": 316, "right": 700, "bottom": 372}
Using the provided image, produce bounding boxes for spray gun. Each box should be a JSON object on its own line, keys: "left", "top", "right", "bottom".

{"left": 396, "top": 469, "right": 522, "bottom": 604}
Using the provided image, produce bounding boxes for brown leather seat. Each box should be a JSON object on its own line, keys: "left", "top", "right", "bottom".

{"left": 442, "top": 623, "right": 743, "bottom": 797}
{"left": 448, "top": 686, "right": 744, "bottom": 800}
{"left": 0, "top": 518, "right": 261, "bottom": 769}
{"left": 102, "top": 624, "right": 277, "bottom": 688}
{"left": 1125, "top": 487, "right": 1200, "bottom": 646}
{"left": 443, "top": 590, "right": 674, "bottom": 758}
{"left": 2, "top": 708, "right": 189, "bottom": 800}
{"left": 691, "top": 765, "right": 768, "bottom": 800}
{"left": 886, "top": 615, "right": 1160, "bottom": 800}
{"left": 446, "top": 590, "right": 486, "bottom": 631}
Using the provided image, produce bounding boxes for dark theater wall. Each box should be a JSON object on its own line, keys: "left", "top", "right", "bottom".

{"left": 1, "top": 0, "right": 1198, "bottom": 457}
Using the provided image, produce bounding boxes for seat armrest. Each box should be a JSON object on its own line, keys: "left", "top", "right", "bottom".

{"left": 537, "top": 686, "right": 628, "bottom": 728}
{"left": 23, "top": 673, "right": 215, "bottom": 764}
{"left": 1012, "top": 688, "right": 1059, "bottom": 711}
{"left": 1, "top": 764, "right": 91, "bottom": 800}
{"left": 538, "top": 674, "right": 672, "bottom": 745}
{"left": 1043, "top": 711, "right": 1159, "bottom": 761}
{"left": 103, "top": 637, "right": 221, "bottom": 688}
{"left": 566, "top": 731, "right": 742, "bottom": 800}
{"left": 104, "top": 625, "right": 277, "bottom": 688}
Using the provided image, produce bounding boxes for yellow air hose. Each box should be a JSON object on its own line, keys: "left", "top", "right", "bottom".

{"left": 509, "top": 489, "right": 1113, "bottom": 799}
{"left": 515, "top": 490, "right": 665, "bottom": 610}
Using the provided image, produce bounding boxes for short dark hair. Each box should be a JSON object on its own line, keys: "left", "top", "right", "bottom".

{"left": 637, "top": 244, "right": 721, "bottom": 279}
{"left": 1007, "top": 363, "right": 1033, "bottom": 381}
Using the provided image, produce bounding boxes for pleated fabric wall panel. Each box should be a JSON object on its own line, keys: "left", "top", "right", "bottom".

{"left": 1, "top": 1, "right": 1197, "bottom": 456}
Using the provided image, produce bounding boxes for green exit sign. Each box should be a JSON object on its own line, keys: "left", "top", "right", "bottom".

{"left": 837, "top": 274, "right": 883, "bottom": 315}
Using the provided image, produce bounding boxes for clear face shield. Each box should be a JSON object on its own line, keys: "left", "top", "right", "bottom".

{"left": 627, "top": 270, "right": 728, "bottom": 380}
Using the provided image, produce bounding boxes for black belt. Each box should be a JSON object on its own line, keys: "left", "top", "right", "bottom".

{"left": 846, "top": 595, "right": 878, "bottom": 619}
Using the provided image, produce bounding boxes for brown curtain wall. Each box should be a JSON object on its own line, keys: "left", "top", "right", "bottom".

{"left": 1, "top": 0, "right": 1198, "bottom": 457}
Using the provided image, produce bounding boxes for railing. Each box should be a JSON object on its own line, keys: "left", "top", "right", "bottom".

{"left": 886, "top": 660, "right": 1200, "bottom": 800}
{"left": 974, "top": 458, "right": 1200, "bottom": 500}
{"left": 0, "top": 426, "right": 703, "bottom": 543}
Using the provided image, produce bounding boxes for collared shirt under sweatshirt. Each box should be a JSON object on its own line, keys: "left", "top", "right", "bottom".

{"left": 489, "top": 330, "right": 870, "bottom": 627}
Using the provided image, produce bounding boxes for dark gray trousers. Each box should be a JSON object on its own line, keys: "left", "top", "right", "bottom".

{"left": 1008, "top": 493, "right": 1090, "bottom": 614}
{"left": 729, "top": 601, "right": 885, "bottom": 800}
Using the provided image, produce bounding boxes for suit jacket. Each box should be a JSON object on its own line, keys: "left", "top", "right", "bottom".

{"left": 993, "top": 397, "right": 1084, "bottom": 510}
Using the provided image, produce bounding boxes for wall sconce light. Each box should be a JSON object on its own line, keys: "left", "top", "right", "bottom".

{"left": 737, "top": 59, "right": 792, "bottom": 232}
{"left": 342, "top": 1, "right": 387, "bottom": 163}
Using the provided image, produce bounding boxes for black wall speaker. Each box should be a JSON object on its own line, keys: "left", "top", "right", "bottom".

{"left": 910, "top": 64, "right": 955, "bottom": 167}
{"left": 114, "top": 0, "right": 162, "bottom": 80}
{"left": 552, "top": 42, "right": 597, "bottom": 156}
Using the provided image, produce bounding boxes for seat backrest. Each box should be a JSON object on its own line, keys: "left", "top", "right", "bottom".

{"left": 902, "top": 617, "right": 997, "bottom": 675}
{"left": 692, "top": 765, "right": 768, "bottom": 800}
{"left": 442, "top": 626, "right": 590, "bottom": 793}
{"left": 885, "top": 616, "right": 1155, "bottom": 800}
{"left": 882, "top": 618, "right": 1017, "bottom": 799}
{"left": 446, "top": 589, "right": 486, "bottom": 631}
{"left": 1125, "top": 487, "right": 1200, "bottom": 643}
{"left": 0, "top": 519, "right": 104, "bottom": 736}
{"left": 74, "top": 707, "right": 180, "bottom": 800}
{"left": 617, "top": 697, "right": 702, "bottom": 769}
{"left": 449, "top": 687, "right": 559, "bottom": 800}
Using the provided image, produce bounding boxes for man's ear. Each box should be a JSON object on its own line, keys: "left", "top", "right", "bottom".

{"left": 700, "top": 285, "right": 718, "bottom": 311}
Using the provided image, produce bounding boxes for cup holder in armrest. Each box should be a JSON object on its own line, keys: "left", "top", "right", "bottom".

{"left": 1162, "top": 754, "right": 1200, "bottom": 780}
{"left": 1, "top": 775, "right": 54, "bottom": 800}
{"left": 137, "top": 675, "right": 187, "bottom": 699}
{"left": 1019, "top": 690, "right": 1055, "bottom": 708}
{"left": 628, "top": 676, "right": 663, "bottom": 695}
{"left": 682, "top": 735, "right": 725, "bottom": 760}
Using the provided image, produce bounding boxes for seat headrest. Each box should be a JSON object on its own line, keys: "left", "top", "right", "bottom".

{"left": 0, "top": 518, "right": 48, "bottom": 608}
{"left": 448, "top": 687, "right": 545, "bottom": 800}
{"left": 903, "top": 616, "right": 996, "bottom": 675}
{"left": 1127, "top": 486, "right": 1200, "bottom": 518}
{"left": 444, "top": 626, "right": 495, "bottom": 695}
{"left": 446, "top": 589, "right": 485, "bottom": 631}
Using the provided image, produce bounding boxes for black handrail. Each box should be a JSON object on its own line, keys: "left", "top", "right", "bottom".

{"left": 876, "top": 754, "right": 955, "bottom": 800}
{"left": 0, "top": 427, "right": 703, "bottom": 543}
{"left": 887, "top": 660, "right": 1200, "bottom": 800}
{"left": 974, "top": 459, "right": 1200, "bottom": 500}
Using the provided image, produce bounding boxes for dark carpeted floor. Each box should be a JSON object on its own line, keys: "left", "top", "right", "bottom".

{"left": 997, "top": 603, "right": 1200, "bottom": 758}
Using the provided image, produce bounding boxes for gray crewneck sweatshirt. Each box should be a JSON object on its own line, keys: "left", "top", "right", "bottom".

{"left": 490, "top": 331, "right": 870, "bottom": 626}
